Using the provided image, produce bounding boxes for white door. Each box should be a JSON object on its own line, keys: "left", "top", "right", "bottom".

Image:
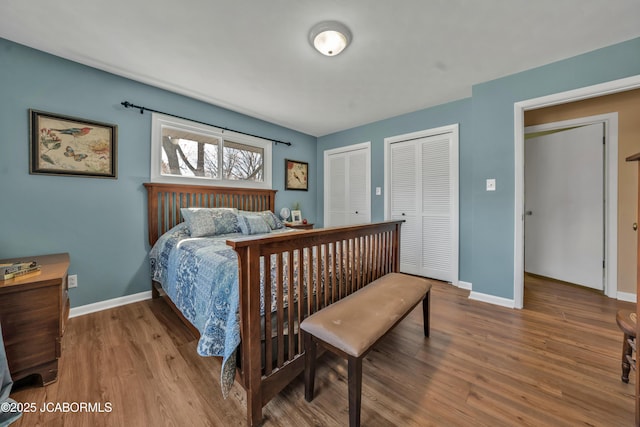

{"left": 390, "top": 141, "right": 420, "bottom": 272}
{"left": 388, "top": 130, "right": 458, "bottom": 283}
{"left": 326, "top": 153, "right": 348, "bottom": 226}
{"left": 324, "top": 143, "right": 371, "bottom": 227}
{"left": 347, "top": 149, "right": 370, "bottom": 224}
{"left": 524, "top": 123, "right": 604, "bottom": 290}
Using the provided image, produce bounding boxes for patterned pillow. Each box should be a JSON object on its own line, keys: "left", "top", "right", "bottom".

{"left": 239, "top": 210, "right": 284, "bottom": 230}
{"left": 237, "top": 215, "right": 271, "bottom": 235}
{"left": 180, "top": 208, "right": 239, "bottom": 237}
{"left": 210, "top": 209, "right": 241, "bottom": 234}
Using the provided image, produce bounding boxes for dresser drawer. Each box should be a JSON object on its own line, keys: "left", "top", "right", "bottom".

{"left": 0, "top": 285, "right": 59, "bottom": 374}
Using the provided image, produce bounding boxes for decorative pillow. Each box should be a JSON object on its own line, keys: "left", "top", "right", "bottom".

{"left": 180, "top": 208, "right": 239, "bottom": 237}
{"left": 239, "top": 210, "right": 284, "bottom": 230}
{"left": 237, "top": 215, "right": 271, "bottom": 235}
{"left": 180, "top": 208, "right": 216, "bottom": 237}
{"left": 210, "top": 208, "right": 241, "bottom": 234}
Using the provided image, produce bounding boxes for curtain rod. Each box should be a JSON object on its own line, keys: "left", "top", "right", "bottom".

{"left": 120, "top": 101, "right": 292, "bottom": 146}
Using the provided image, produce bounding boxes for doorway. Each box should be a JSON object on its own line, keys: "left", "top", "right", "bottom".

{"left": 512, "top": 75, "right": 640, "bottom": 308}
{"left": 524, "top": 121, "right": 605, "bottom": 290}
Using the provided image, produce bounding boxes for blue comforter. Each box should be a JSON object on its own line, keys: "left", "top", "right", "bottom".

{"left": 148, "top": 223, "right": 295, "bottom": 397}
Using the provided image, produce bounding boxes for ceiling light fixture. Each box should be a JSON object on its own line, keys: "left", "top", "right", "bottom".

{"left": 309, "top": 21, "right": 352, "bottom": 57}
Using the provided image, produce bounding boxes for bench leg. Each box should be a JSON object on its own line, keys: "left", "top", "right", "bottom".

{"left": 304, "top": 332, "right": 317, "bottom": 401}
{"left": 422, "top": 290, "right": 430, "bottom": 337}
{"left": 622, "top": 333, "right": 633, "bottom": 383}
{"left": 348, "top": 356, "right": 362, "bottom": 427}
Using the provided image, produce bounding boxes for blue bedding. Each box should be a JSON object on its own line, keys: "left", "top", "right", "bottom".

{"left": 148, "top": 223, "right": 296, "bottom": 397}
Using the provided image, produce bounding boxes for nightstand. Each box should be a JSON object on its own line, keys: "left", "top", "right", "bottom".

{"left": 0, "top": 253, "right": 70, "bottom": 385}
{"left": 285, "top": 222, "right": 314, "bottom": 230}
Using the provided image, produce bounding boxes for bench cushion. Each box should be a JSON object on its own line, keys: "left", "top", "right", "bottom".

{"left": 300, "top": 273, "right": 431, "bottom": 358}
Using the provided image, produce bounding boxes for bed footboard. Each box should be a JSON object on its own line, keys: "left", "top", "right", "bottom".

{"left": 227, "top": 220, "right": 403, "bottom": 426}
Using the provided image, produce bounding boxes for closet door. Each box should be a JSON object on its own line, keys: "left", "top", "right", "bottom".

{"left": 389, "top": 131, "right": 457, "bottom": 283}
{"left": 326, "top": 154, "right": 348, "bottom": 226}
{"left": 324, "top": 143, "right": 371, "bottom": 227}
{"left": 348, "top": 148, "right": 370, "bottom": 224}
{"left": 390, "top": 142, "right": 420, "bottom": 274}
{"left": 420, "top": 135, "right": 453, "bottom": 281}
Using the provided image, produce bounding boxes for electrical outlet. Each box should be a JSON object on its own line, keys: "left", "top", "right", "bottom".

{"left": 68, "top": 274, "right": 78, "bottom": 288}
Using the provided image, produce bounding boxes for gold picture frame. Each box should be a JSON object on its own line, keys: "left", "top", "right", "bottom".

{"left": 285, "top": 159, "right": 308, "bottom": 191}
{"left": 29, "top": 109, "right": 117, "bottom": 178}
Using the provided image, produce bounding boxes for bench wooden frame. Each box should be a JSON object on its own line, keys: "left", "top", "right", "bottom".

{"left": 302, "top": 273, "right": 431, "bottom": 427}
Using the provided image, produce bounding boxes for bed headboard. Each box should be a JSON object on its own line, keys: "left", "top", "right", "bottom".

{"left": 143, "top": 182, "right": 277, "bottom": 246}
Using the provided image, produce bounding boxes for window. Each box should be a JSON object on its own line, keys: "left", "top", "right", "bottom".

{"left": 151, "top": 113, "right": 272, "bottom": 188}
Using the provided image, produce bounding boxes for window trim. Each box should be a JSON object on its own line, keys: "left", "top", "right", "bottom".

{"left": 150, "top": 112, "right": 272, "bottom": 189}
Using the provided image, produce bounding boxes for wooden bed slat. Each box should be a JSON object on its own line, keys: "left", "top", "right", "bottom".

{"left": 264, "top": 256, "right": 272, "bottom": 376}
{"left": 276, "top": 253, "right": 285, "bottom": 368}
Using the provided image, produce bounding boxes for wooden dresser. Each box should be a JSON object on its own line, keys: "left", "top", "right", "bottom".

{"left": 0, "top": 253, "right": 70, "bottom": 385}
{"left": 627, "top": 153, "right": 640, "bottom": 426}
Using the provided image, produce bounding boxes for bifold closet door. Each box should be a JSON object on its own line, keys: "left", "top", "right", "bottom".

{"left": 390, "top": 134, "right": 454, "bottom": 282}
{"left": 325, "top": 144, "right": 370, "bottom": 227}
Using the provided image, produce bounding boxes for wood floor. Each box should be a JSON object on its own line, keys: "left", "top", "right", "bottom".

{"left": 10, "top": 275, "right": 635, "bottom": 426}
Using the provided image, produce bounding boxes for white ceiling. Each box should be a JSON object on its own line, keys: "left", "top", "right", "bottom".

{"left": 1, "top": 1, "right": 639, "bottom": 137}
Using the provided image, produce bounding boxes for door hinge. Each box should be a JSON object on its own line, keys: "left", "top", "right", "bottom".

{"left": 603, "top": 260, "right": 605, "bottom": 268}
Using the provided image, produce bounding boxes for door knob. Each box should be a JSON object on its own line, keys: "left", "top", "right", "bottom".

{"left": 634, "top": 222, "right": 638, "bottom": 231}
{"left": 525, "top": 210, "right": 533, "bottom": 216}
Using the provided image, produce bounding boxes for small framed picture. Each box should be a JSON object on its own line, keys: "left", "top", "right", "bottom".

{"left": 29, "top": 109, "right": 117, "bottom": 178}
{"left": 285, "top": 159, "right": 308, "bottom": 191}
{"left": 291, "top": 210, "right": 302, "bottom": 223}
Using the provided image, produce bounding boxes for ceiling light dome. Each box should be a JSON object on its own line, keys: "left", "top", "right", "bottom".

{"left": 309, "top": 21, "right": 352, "bottom": 57}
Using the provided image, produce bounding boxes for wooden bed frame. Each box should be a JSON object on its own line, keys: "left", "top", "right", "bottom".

{"left": 144, "top": 182, "right": 403, "bottom": 426}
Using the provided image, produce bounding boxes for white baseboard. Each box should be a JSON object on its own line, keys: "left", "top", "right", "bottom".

{"left": 617, "top": 291, "right": 637, "bottom": 303}
{"left": 458, "top": 280, "right": 472, "bottom": 290}
{"left": 69, "top": 291, "right": 152, "bottom": 318}
{"left": 469, "top": 291, "right": 515, "bottom": 309}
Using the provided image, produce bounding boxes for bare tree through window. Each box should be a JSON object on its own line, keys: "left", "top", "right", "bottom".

{"left": 161, "top": 130, "right": 263, "bottom": 182}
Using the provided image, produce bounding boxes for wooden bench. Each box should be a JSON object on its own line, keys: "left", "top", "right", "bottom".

{"left": 300, "top": 272, "right": 432, "bottom": 427}
{"left": 616, "top": 309, "right": 636, "bottom": 383}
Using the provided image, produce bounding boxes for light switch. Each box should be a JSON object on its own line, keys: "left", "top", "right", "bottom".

{"left": 375, "top": 187, "right": 382, "bottom": 196}
{"left": 486, "top": 179, "right": 496, "bottom": 191}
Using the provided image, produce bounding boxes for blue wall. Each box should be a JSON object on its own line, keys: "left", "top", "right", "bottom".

{"left": 318, "top": 37, "right": 640, "bottom": 298}
{"left": 470, "top": 37, "right": 640, "bottom": 299}
{"left": 2, "top": 35, "right": 639, "bottom": 308}
{"left": 0, "top": 38, "right": 317, "bottom": 307}
{"left": 316, "top": 99, "right": 474, "bottom": 283}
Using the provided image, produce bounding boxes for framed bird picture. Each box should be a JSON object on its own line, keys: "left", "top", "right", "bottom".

{"left": 284, "top": 159, "right": 308, "bottom": 191}
{"left": 29, "top": 109, "right": 117, "bottom": 178}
